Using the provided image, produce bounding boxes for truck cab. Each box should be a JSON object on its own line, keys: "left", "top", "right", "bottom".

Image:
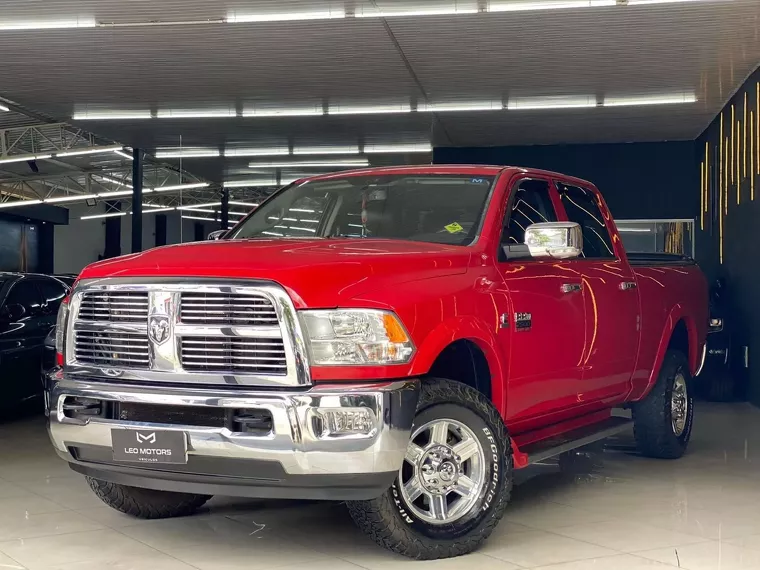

{"left": 46, "top": 165, "right": 708, "bottom": 560}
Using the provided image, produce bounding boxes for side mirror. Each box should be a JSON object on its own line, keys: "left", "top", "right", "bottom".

{"left": 1, "top": 303, "right": 26, "bottom": 321}
{"left": 207, "top": 229, "right": 226, "bottom": 241}
{"left": 503, "top": 222, "right": 583, "bottom": 260}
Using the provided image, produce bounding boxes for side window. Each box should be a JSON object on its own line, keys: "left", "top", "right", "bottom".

{"left": 36, "top": 279, "right": 67, "bottom": 311}
{"left": 557, "top": 183, "right": 616, "bottom": 259}
{"left": 4, "top": 280, "right": 43, "bottom": 315}
{"left": 502, "top": 179, "right": 558, "bottom": 245}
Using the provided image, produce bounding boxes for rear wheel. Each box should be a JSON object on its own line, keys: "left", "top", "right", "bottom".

{"left": 633, "top": 350, "right": 694, "bottom": 459}
{"left": 347, "top": 378, "right": 512, "bottom": 560}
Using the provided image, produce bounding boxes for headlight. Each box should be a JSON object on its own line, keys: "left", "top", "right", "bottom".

{"left": 55, "top": 297, "right": 70, "bottom": 359}
{"left": 300, "top": 309, "right": 414, "bottom": 365}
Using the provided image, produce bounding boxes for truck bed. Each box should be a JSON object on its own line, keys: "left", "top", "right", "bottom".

{"left": 627, "top": 252, "right": 696, "bottom": 266}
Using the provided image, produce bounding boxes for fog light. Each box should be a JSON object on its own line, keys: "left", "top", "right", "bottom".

{"left": 315, "top": 408, "right": 377, "bottom": 437}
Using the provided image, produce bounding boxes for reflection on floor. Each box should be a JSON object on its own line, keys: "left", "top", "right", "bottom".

{"left": 0, "top": 402, "right": 759, "bottom": 570}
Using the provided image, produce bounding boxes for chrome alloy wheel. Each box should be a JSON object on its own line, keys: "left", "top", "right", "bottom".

{"left": 671, "top": 372, "right": 689, "bottom": 436}
{"left": 399, "top": 418, "right": 487, "bottom": 525}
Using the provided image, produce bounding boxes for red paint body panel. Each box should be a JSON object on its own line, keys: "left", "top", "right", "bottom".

{"left": 77, "top": 165, "right": 708, "bottom": 467}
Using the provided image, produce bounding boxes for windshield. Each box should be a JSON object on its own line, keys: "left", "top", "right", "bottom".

{"left": 228, "top": 174, "right": 495, "bottom": 246}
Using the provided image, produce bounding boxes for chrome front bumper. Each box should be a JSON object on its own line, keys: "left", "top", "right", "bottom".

{"left": 47, "top": 371, "right": 419, "bottom": 500}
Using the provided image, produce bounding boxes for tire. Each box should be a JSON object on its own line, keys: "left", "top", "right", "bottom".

{"left": 633, "top": 350, "right": 694, "bottom": 459}
{"left": 86, "top": 477, "right": 211, "bottom": 519}
{"left": 346, "top": 378, "right": 513, "bottom": 560}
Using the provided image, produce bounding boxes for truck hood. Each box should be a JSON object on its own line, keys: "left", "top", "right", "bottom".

{"left": 78, "top": 238, "right": 471, "bottom": 308}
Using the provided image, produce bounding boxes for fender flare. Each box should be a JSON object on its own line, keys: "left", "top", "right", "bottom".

{"left": 647, "top": 304, "right": 700, "bottom": 388}
{"left": 408, "top": 316, "right": 508, "bottom": 414}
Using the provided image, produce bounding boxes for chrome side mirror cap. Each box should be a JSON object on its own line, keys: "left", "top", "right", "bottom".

{"left": 503, "top": 222, "right": 583, "bottom": 260}
{"left": 524, "top": 222, "right": 583, "bottom": 259}
{"left": 207, "top": 229, "right": 226, "bottom": 241}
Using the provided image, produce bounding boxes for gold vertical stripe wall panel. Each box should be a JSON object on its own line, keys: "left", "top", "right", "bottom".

{"left": 731, "top": 104, "right": 735, "bottom": 184}
{"left": 700, "top": 160, "right": 705, "bottom": 230}
{"left": 752, "top": 111, "right": 756, "bottom": 201}
{"left": 744, "top": 92, "right": 748, "bottom": 179}
{"left": 737, "top": 120, "right": 741, "bottom": 204}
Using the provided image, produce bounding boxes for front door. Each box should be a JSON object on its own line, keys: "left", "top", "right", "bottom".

{"left": 497, "top": 178, "right": 588, "bottom": 424}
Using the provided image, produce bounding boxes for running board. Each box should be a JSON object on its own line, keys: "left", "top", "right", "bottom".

{"left": 522, "top": 416, "right": 633, "bottom": 465}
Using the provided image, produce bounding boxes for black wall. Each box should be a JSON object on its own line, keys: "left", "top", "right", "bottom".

{"left": 697, "top": 66, "right": 760, "bottom": 406}
{"left": 434, "top": 140, "right": 699, "bottom": 223}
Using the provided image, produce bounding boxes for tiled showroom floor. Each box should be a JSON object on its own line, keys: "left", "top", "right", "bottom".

{"left": 1, "top": 402, "right": 759, "bottom": 570}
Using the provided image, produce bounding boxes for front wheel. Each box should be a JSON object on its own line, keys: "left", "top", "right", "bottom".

{"left": 347, "top": 378, "right": 513, "bottom": 560}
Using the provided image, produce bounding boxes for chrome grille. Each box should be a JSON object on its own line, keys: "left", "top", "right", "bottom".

{"left": 180, "top": 337, "right": 287, "bottom": 375}
{"left": 78, "top": 292, "right": 149, "bottom": 323}
{"left": 74, "top": 330, "right": 150, "bottom": 369}
{"left": 180, "top": 292, "right": 278, "bottom": 326}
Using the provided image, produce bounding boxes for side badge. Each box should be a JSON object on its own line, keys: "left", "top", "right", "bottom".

{"left": 515, "top": 312, "right": 532, "bottom": 331}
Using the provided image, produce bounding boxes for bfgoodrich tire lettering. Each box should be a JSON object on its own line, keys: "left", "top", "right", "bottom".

{"left": 346, "top": 378, "right": 513, "bottom": 560}
{"left": 633, "top": 350, "right": 694, "bottom": 459}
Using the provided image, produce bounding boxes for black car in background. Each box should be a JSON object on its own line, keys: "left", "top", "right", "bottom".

{"left": 0, "top": 273, "right": 70, "bottom": 414}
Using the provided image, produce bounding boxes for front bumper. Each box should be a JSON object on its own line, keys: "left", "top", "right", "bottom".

{"left": 47, "top": 371, "right": 419, "bottom": 500}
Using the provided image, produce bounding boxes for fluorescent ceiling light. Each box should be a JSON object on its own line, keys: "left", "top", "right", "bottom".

{"left": 141, "top": 207, "right": 175, "bottom": 214}
{"left": 224, "top": 148, "right": 290, "bottom": 157}
{"left": 157, "top": 109, "right": 236, "bottom": 119}
{"left": 73, "top": 111, "right": 152, "bottom": 120}
{"left": 242, "top": 106, "right": 324, "bottom": 118}
{"left": 153, "top": 182, "right": 210, "bottom": 192}
{"left": 178, "top": 207, "right": 215, "bottom": 213}
{"left": 227, "top": 9, "right": 345, "bottom": 23}
{"left": 55, "top": 145, "right": 124, "bottom": 158}
{"left": 0, "top": 17, "right": 97, "bottom": 31}
{"left": 223, "top": 179, "right": 278, "bottom": 188}
{"left": 229, "top": 211, "right": 248, "bottom": 217}
{"left": 94, "top": 174, "right": 130, "bottom": 187}
{"left": 182, "top": 215, "right": 218, "bottom": 222}
{"left": 177, "top": 202, "right": 221, "bottom": 209}
{"left": 0, "top": 199, "right": 43, "bottom": 209}
{"left": 44, "top": 193, "right": 99, "bottom": 204}
{"left": 229, "top": 201, "right": 260, "bottom": 207}
{"left": 364, "top": 143, "right": 432, "bottom": 154}
{"left": 328, "top": 103, "right": 411, "bottom": 115}
{"left": 356, "top": 6, "right": 478, "bottom": 17}
{"left": 508, "top": 95, "right": 597, "bottom": 110}
{"left": 0, "top": 104, "right": 9, "bottom": 112}
{"left": 248, "top": 159, "right": 369, "bottom": 168}
{"left": 155, "top": 149, "right": 220, "bottom": 158}
{"left": 420, "top": 101, "right": 503, "bottom": 112}
{"left": 0, "top": 153, "right": 52, "bottom": 164}
{"left": 81, "top": 212, "right": 126, "bottom": 220}
{"left": 97, "top": 190, "right": 133, "bottom": 198}
{"left": 113, "top": 150, "right": 134, "bottom": 160}
{"left": 603, "top": 93, "right": 697, "bottom": 107}
{"left": 626, "top": 0, "right": 718, "bottom": 4}
{"left": 293, "top": 145, "right": 360, "bottom": 155}
{"left": 488, "top": 0, "right": 615, "bottom": 11}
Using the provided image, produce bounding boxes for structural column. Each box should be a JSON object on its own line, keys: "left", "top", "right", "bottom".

{"left": 131, "top": 148, "right": 143, "bottom": 253}
{"left": 220, "top": 186, "right": 229, "bottom": 230}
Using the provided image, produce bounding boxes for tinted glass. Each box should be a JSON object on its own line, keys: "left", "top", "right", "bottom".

{"left": 503, "top": 179, "right": 558, "bottom": 244}
{"left": 36, "top": 278, "right": 68, "bottom": 311}
{"left": 557, "top": 183, "right": 616, "bottom": 259}
{"left": 229, "top": 175, "right": 495, "bottom": 246}
{"left": 4, "top": 280, "right": 43, "bottom": 314}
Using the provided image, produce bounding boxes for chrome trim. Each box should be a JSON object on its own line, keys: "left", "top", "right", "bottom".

{"left": 48, "top": 377, "right": 419, "bottom": 476}
{"left": 65, "top": 279, "right": 311, "bottom": 387}
{"left": 695, "top": 342, "right": 707, "bottom": 377}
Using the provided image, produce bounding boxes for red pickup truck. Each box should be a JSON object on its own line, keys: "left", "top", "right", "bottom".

{"left": 47, "top": 165, "right": 708, "bottom": 559}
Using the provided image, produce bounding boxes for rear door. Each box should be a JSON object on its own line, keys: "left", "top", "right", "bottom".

{"left": 555, "top": 181, "right": 640, "bottom": 401}
{"left": 497, "top": 178, "right": 588, "bottom": 422}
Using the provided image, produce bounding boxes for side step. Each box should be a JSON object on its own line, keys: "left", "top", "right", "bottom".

{"left": 522, "top": 415, "right": 633, "bottom": 465}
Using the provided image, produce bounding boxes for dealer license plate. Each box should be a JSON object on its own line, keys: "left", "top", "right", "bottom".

{"left": 111, "top": 429, "right": 188, "bottom": 465}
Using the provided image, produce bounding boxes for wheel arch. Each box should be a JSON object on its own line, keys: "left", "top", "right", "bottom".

{"left": 648, "top": 305, "right": 700, "bottom": 388}
{"left": 408, "top": 317, "right": 507, "bottom": 415}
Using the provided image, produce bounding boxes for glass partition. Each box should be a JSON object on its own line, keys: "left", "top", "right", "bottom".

{"left": 615, "top": 218, "right": 695, "bottom": 258}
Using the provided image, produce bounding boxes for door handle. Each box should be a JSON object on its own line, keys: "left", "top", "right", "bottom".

{"left": 561, "top": 283, "right": 583, "bottom": 294}
{"left": 619, "top": 281, "right": 637, "bottom": 291}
